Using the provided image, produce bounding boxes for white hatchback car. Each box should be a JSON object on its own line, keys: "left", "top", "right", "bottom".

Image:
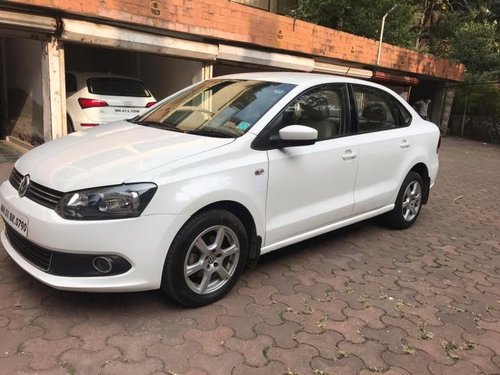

{"left": 0, "top": 73, "right": 440, "bottom": 306}
{"left": 65, "top": 72, "right": 156, "bottom": 132}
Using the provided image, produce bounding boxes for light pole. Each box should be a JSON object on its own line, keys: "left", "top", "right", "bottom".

{"left": 376, "top": 4, "right": 398, "bottom": 66}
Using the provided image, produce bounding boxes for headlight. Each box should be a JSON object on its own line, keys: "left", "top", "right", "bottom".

{"left": 56, "top": 183, "right": 157, "bottom": 220}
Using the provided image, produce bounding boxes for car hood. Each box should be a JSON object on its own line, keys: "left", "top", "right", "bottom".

{"left": 15, "top": 122, "right": 234, "bottom": 192}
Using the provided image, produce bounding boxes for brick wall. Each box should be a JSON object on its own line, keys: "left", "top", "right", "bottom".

{"left": 5, "top": 0, "right": 465, "bottom": 81}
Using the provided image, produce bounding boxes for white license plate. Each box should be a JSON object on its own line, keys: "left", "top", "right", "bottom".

{"left": 1, "top": 201, "right": 29, "bottom": 237}
{"left": 114, "top": 108, "right": 140, "bottom": 114}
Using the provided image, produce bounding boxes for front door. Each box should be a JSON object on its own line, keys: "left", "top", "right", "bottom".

{"left": 264, "top": 84, "right": 358, "bottom": 247}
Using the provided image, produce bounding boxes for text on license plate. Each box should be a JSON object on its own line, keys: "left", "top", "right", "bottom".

{"left": 1, "top": 203, "right": 29, "bottom": 237}
{"left": 114, "top": 108, "right": 140, "bottom": 113}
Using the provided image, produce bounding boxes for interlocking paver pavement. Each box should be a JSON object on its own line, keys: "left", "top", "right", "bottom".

{"left": 0, "top": 136, "right": 499, "bottom": 375}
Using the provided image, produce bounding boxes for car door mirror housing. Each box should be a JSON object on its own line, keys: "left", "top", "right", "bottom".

{"left": 270, "top": 125, "right": 318, "bottom": 148}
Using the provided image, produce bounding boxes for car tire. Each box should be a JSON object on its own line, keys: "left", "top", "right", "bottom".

{"left": 385, "top": 171, "right": 424, "bottom": 229}
{"left": 161, "top": 209, "right": 248, "bottom": 307}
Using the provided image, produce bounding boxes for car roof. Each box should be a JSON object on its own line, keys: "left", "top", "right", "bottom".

{"left": 214, "top": 71, "right": 375, "bottom": 87}
{"left": 66, "top": 71, "right": 145, "bottom": 81}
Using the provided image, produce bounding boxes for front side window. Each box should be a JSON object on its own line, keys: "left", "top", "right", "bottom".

{"left": 353, "top": 85, "right": 399, "bottom": 133}
{"left": 135, "top": 79, "right": 295, "bottom": 138}
{"left": 283, "top": 85, "right": 345, "bottom": 141}
{"left": 260, "top": 84, "right": 346, "bottom": 144}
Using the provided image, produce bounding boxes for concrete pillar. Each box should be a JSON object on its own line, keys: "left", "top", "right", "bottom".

{"left": 430, "top": 84, "right": 445, "bottom": 126}
{"left": 41, "top": 36, "right": 66, "bottom": 141}
{"left": 0, "top": 38, "right": 7, "bottom": 126}
{"left": 440, "top": 86, "right": 455, "bottom": 135}
{"left": 430, "top": 82, "right": 455, "bottom": 134}
{"left": 202, "top": 62, "right": 213, "bottom": 80}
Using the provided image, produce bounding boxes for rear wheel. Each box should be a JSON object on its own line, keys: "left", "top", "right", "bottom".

{"left": 385, "top": 171, "right": 424, "bottom": 229}
{"left": 161, "top": 209, "right": 248, "bottom": 307}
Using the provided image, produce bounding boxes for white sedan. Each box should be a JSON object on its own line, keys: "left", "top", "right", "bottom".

{"left": 0, "top": 73, "right": 440, "bottom": 307}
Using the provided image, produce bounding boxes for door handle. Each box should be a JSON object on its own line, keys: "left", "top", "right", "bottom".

{"left": 400, "top": 139, "right": 410, "bottom": 149}
{"left": 342, "top": 150, "right": 357, "bottom": 160}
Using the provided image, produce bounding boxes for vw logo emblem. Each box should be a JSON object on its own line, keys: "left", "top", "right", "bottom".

{"left": 18, "top": 174, "right": 31, "bottom": 198}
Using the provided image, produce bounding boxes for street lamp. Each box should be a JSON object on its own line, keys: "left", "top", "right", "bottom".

{"left": 376, "top": 4, "right": 398, "bottom": 65}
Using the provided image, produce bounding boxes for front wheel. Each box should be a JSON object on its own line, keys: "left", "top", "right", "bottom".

{"left": 385, "top": 171, "right": 424, "bottom": 229}
{"left": 161, "top": 209, "right": 248, "bottom": 307}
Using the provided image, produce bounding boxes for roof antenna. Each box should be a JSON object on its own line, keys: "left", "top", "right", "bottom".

{"left": 344, "top": 67, "right": 351, "bottom": 77}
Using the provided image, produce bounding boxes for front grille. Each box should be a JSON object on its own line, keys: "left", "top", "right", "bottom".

{"left": 4, "top": 222, "right": 52, "bottom": 271}
{"left": 9, "top": 168, "right": 64, "bottom": 210}
{"left": 3, "top": 220, "right": 132, "bottom": 277}
{"left": 9, "top": 167, "right": 22, "bottom": 187}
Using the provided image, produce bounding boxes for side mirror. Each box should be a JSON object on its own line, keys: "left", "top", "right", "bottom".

{"left": 270, "top": 125, "right": 318, "bottom": 148}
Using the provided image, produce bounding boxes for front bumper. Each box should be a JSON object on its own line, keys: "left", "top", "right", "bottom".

{"left": 0, "top": 180, "right": 188, "bottom": 292}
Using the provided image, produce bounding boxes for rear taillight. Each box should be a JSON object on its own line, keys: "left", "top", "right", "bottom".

{"left": 437, "top": 135, "right": 441, "bottom": 153}
{"left": 78, "top": 98, "right": 109, "bottom": 109}
{"left": 81, "top": 123, "right": 99, "bottom": 127}
{"left": 145, "top": 101, "right": 157, "bottom": 108}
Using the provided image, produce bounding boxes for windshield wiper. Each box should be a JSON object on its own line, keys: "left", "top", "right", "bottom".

{"left": 133, "top": 120, "right": 184, "bottom": 133}
{"left": 187, "top": 129, "right": 236, "bottom": 138}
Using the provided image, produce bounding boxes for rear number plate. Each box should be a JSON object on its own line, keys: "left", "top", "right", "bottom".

{"left": 114, "top": 108, "right": 140, "bottom": 114}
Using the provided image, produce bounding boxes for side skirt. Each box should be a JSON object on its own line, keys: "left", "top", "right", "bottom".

{"left": 260, "top": 204, "right": 394, "bottom": 255}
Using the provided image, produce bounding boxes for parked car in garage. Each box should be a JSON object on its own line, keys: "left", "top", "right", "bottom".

{"left": 65, "top": 71, "right": 156, "bottom": 132}
{"left": 0, "top": 72, "right": 440, "bottom": 307}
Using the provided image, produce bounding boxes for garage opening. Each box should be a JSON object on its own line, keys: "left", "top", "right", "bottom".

{"left": 0, "top": 36, "right": 45, "bottom": 146}
{"left": 214, "top": 44, "right": 315, "bottom": 77}
{"left": 214, "top": 61, "right": 276, "bottom": 77}
{"left": 64, "top": 43, "right": 206, "bottom": 131}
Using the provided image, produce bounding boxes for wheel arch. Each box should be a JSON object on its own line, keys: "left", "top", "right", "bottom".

{"left": 409, "top": 162, "right": 430, "bottom": 204}
{"left": 192, "top": 200, "right": 261, "bottom": 266}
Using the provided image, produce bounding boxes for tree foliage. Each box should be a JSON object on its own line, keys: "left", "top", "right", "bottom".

{"left": 293, "top": 0, "right": 500, "bottom": 73}
{"left": 293, "top": 0, "right": 419, "bottom": 49}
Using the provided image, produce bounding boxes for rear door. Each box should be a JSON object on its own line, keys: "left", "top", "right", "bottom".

{"left": 350, "top": 84, "right": 414, "bottom": 215}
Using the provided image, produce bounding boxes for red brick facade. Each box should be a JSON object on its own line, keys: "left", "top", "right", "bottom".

{"left": 6, "top": 0, "right": 465, "bottom": 81}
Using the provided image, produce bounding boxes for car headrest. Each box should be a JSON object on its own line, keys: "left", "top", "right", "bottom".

{"left": 300, "top": 96, "right": 329, "bottom": 120}
{"left": 362, "top": 102, "right": 386, "bottom": 122}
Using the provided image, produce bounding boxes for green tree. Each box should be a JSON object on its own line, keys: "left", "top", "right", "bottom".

{"left": 428, "top": 4, "right": 499, "bottom": 72}
{"left": 292, "top": 0, "right": 419, "bottom": 48}
{"left": 293, "top": 0, "right": 500, "bottom": 71}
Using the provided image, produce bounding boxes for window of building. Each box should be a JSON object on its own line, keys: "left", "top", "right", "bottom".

{"left": 230, "top": 0, "right": 297, "bottom": 15}
{"left": 231, "top": 0, "right": 270, "bottom": 11}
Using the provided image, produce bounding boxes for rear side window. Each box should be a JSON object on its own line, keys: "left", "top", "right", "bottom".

{"left": 87, "top": 78, "right": 151, "bottom": 97}
{"left": 352, "top": 85, "right": 401, "bottom": 133}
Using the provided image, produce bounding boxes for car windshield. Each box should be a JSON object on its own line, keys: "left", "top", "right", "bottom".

{"left": 87, "top": 77, "right": 152, "bottom": 97}
{"left": 133, "top": 79, "right": 295, "bottom": 138}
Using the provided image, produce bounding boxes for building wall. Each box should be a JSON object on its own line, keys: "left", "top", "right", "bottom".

{"left": 138, "top": 54, "right": 204, "bottom": 99}
{"left": 6, "top": 0, "right": 465, "bottom": 81}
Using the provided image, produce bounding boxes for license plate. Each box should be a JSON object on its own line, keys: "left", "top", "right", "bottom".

{"left": 114, "top": 108, "right": 140, "bottom": 114}
{"left": 0, "top": 201, "right": 29, "bottom": 237}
